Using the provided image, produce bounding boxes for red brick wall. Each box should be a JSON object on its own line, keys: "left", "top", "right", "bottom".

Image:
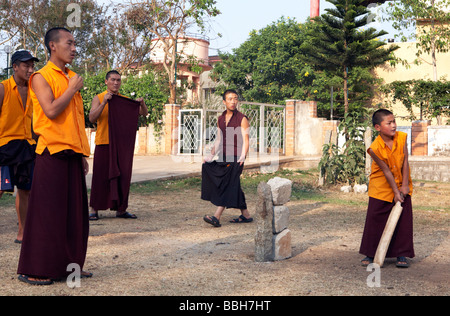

{"left": 411, "top": 120, "right": 430, "bottom": 156}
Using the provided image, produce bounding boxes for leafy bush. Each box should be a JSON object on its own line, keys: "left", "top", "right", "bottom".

{"left": 319, "top": 112, "right": 369, "bottom": 186}
{"left": 382, "top": 79, "right": 450, "bottom": 121}
{"left": 80, "top": 70, "right": 168, "bottom": 128}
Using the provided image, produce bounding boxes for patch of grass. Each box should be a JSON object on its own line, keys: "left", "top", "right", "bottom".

{"left": 0, "top": 192, "right": 15, "bottom": 207}
{"left": 130, "top": 177, "right": 202, "bottom": 194}
{"left": 241, "top": 169, "right": 315, "bottom": 191}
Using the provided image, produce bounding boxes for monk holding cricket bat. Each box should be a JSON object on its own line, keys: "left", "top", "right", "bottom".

{"left": 359, "top": 109, "right": 414, "bottom": 268}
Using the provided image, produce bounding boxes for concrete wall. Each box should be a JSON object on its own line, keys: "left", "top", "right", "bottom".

{"left": 428, "top": 126, "right": 450, "bottom": 156}
{"left": 374, "top": 41, "right": 450, "bottom": 126}
{"left": 294, "top": 101, "right": 324, "bottom": 156}
{"left": 410, "top": 156, "right": 450, "bottom": 182}
{"left": 285, "top": 100, "right": 326, "bottom": 157}
{"left": 85, "top": 124, "right": 165, "bottom": 157}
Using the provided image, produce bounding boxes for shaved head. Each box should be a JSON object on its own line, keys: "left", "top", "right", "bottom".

{"left": 44, "top": 27, "right": 71, "bottom": 55}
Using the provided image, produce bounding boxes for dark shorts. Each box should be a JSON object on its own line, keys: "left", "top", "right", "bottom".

{"left": 0, "top": 140, "right": 35, "bottom": 191}
{"left": 0, "top": 164, "right": 33, "bottom": 191}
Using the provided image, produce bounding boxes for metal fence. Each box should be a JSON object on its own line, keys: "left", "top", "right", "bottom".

{"left": 178, "top": 102, "right": 285, "bottom": 155}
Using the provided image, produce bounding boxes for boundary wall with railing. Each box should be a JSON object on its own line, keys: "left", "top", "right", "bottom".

{"left": 84, "top": 102, "right": 450, "bottom": 181}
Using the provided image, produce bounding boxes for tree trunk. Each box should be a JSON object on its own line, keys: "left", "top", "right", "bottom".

{"left": 169, "top": 81, "right": 176, "bottom": 104}
{"left": 430, "top": 0, "right": 441, "bottom": 124}
{"left": 344, "top": 66, "right": 349, "bottom": 114}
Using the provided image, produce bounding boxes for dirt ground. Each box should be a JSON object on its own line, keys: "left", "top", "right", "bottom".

{"left": 0, "top": 172, "right": 448, "bottom": 297}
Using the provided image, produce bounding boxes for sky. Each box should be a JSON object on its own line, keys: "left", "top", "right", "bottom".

{"left": 206, "top": 0, "right": 334, "bottom": 54}
{"left": 0, "top": 0, "right": 399, "bottom": 69}
{"left": 205, "top": 0, "right": 397, "bottom": 54}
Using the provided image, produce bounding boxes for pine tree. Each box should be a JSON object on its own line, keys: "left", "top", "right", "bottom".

{"left": 301, "top": 0, "right": 398, "bottom": 114}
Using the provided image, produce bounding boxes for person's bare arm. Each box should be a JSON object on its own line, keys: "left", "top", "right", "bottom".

{"left": 238, "top": 117, "right": 250, "bottom": 165}
{"left": 0, "top": 83, "right": 4, "bottom": 115}
{"left": 136, "top": 98, "right": 148, "bottom": 117}
{"left": 204, "top": 122, "right": 222, "bottom": 163}
{"left": 31, "top": 73, "right": 83, "bottom": 120}
{"left": 89, "top": 93, "right": 111, "bottom": 124}
{"left": 368, "top": 148, "right": 404, "bottom": 203}
{"left": 400, "top": 142, "right": 410, "bottom": 197}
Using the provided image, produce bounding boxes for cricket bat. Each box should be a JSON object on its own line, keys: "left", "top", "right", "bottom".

{"left": 374, "top": 201, "right": 403, "bottom": 267}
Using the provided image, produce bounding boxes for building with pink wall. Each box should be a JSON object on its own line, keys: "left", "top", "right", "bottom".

{"left": 150, "top": 36, "right": 212, "bottom": 105}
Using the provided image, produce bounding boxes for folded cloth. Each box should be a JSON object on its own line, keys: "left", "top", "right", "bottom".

{"left": 108, "top": 94, "right": 140, "bottom": 212}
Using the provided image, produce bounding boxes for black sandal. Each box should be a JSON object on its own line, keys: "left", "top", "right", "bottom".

{"left": 203, "top": 215, "right": 221, "bottom": 227}
{"left": 81, "top": 271, "right": 93, "bottom": 278}
{"left": 361, "top": 256, "right": 373, "bottom": 267}
{"left": 230, "top": 215, "right": 253, "bottom": 223}
{"left": 18, "top": 274, "right": 53, "bottom": 286}
{"left": 396, "top": 257, "right": 410, "bottom": 268}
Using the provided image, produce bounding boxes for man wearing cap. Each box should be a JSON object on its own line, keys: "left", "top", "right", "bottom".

{"left": 0, "top": 50, "right": 39, "bottom": 244}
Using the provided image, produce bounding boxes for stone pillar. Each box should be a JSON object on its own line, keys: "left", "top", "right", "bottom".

{"left": 255, "top": 182, "right": 274, "bottom": 262}
{"left": 268, "top": 177, "right": 292, "bottom": 261}
{"left": 411, "top": 120, "right": 430, "bottom": 156}
{"left": 255, "top": 177, "right": 293, "bottom": 262}
{"left": 164, "top": 104, "right": 180, "bottom": 155}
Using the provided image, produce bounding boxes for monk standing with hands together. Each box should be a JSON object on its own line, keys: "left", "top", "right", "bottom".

{"left": 17, "top": 27, "right": 92, "bottom": 285}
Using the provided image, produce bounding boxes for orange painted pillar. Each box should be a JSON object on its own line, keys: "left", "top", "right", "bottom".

{"left": 311, "top": 0, "right": 320, "bottom": 18}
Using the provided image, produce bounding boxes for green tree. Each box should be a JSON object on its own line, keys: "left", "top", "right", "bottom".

{"left": 300, "top": 0, "right": 398, "bottom": 114}
{"left": 80, "top": 69, "right": 169, "bottom": 128}
{"left": 382, "top": 79, "right": 450, "bottom": 121}
{"left": 124, "top": 0, "right": 220, "bottom": 104}
{"left": 0, "top": 0, "right": 105, "bottom": 72}
{"left": 211, "top": 17, "right": 319, "bottom": 105}
{"left": 211, "top": 16, "right": 383, "bottom": 119}
{"left": 319, "top": 110, "right": 370, "bottom": 185}
{"left": 383, "top": 0, "right": 450, "bottom": 81}
{"left": 0, "top": 0, "right": 152, "bottom": 73}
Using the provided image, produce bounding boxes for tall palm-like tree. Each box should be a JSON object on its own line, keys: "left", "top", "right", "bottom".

{"left": 301, "top": 0, "right": 398, "bottom": 114}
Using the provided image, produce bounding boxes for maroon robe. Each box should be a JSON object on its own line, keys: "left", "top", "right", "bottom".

{"left": 89, "top": 94, "right": 140, "bottom": 212}
{"left": 17, "top": 149, "right": 89, "bottom": 279}
{"left": 359, "top": 195, "right": 415, "bottom": 258}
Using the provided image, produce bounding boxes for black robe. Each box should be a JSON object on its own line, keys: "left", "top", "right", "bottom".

{"left": 201, "top": 160, "right": 247, "bottom": 209}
